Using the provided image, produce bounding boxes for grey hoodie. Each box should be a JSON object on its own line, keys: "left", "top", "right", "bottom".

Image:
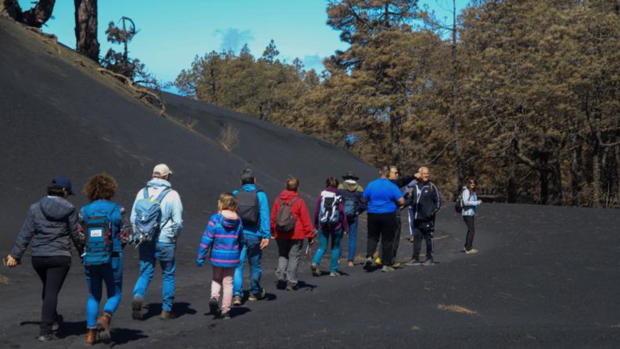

{"left": 10, "top": 196, "right": 82, "bottom": 260}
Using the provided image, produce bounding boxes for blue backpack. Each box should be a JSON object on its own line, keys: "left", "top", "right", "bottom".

{"left": 82, "top": 202, "right": 119, "bottom": 266}
{"left": 133, "top": 188, "right": 171, "bottom": 244}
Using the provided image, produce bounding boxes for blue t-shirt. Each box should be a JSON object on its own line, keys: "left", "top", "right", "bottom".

{"left": 362, "top": 178, "right": 403, "bottom": 214}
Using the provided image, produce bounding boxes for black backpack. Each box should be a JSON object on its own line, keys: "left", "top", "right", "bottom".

{"left": 454, "top": 191, "right": 464, "bottom": 214}
{"left": 236, "top": 190, "right": 263, "bottom": 226}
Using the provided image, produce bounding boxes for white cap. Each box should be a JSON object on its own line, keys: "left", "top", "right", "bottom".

{"left": 153, "top": 164, "right": 172, "bottom": 177}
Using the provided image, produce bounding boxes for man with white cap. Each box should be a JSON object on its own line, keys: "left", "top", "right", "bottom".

{"left": 130, "top": 164, "right": 184, "bottom": 320}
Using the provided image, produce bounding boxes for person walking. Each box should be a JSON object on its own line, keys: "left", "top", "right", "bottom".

{"left": 337, "top": 171, "right": 365, "bottom": 267}
{"left": 197, "top": 193, "right": 244, "bottom": 320}
{"left": 80, "top": 174, "right": 131, "bottom": 345}
{"left": 462, "top": 179, "right": 482, "bottom": 254}
{"left": 405, "top": 167, "right": 441, "bottom": 266}
{"left": 271, "top": 177, "right": 314, "bottom": 290}
{"left": 311, "top": 177, "right": 349, "bottom": 277}
{"left": 231, "top": 169, "right": 270, "bottom": 306}
{"left": 361, "top": 167, "right": 405, "bottom": 272}
{"left": 130, "top": 164, "right": 183, "bottom": 320}
{"left": 6, "top": 176, "right": 83, "bottom": 342}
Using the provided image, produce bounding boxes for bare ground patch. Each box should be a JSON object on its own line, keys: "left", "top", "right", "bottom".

{"left": 437, "top": 304, "right": 478, "bottom": 316}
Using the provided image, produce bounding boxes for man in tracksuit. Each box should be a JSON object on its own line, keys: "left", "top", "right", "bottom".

{"left": 405, "top": 167, "right": 441, "bottom": 266}
{"left": 232, "top": 169, "right": 270, "bottom": 305}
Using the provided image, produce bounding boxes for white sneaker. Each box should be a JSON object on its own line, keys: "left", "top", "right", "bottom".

{"left": 465, "top": 248, "right": 479, "bottom": 254}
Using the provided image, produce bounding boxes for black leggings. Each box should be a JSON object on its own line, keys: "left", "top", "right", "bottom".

{"left": 463, "top": 216, "right": 476, "bottom": 250}
{"left": 32, "top": 256, "right": 71, "bottom": 335}
{"left": 367, "top": 212, "right": 397, "bottom": 266}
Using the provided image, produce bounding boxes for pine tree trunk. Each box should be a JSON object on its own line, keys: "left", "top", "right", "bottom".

{"left": 74, "top": 0, "right": 99, "bottom": 62}
{"left": 592, "top": 142, "right": 602, "bottom": 208}
{"left": 0, "top": 0, "right": 23, "bottom": 21}
{"left": 21, "top": 0, "right": 56, "bottom": 28}
{"left": 570, "top": 138, "right": 582, "bottom": 205}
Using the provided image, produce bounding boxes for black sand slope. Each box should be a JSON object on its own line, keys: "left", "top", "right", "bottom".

{"left": 1, "top": 17, "right": 619, "bottom": 349}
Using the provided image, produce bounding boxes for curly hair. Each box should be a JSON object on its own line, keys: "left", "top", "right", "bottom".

{"left": 83, "top": 173, "right": 118, "bottom": 201}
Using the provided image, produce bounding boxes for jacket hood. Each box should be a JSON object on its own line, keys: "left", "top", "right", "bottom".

{"left": 147, "top": 178, "right": 172, "bottom": 188}
{"left": 39, "top": 196, "right": 74, "bottom": 220}
{"left": 340, "top": 181, "right": 363, "bottom": 192}
{"left": 220, "top": 214, "right": 241, "bottom": 231}
{"left": 279, "top": 190, "right": 300, "bottom": 202}
{"left": 323, "top": 186, "right": 338, "bottom": 194}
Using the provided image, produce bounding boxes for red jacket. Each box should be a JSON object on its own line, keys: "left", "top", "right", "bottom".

{"left": 271, "top": 190, "right": 314, "bottom": 240}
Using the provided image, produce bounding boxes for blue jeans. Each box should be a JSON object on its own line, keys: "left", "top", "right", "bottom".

{"left": 133, "top": 242, "right": 176, "bottom": 311}
{"left": 347, "top": 219, "right": 359, "bottom": 262}
{"left": 84, "top": 254, "right": 123, "bottom": 327}
{"left": 312, "top": 228, "right": 343, "bottom": 273}
{"left": 233, "top": 234, "right": 263, "bottom": 297}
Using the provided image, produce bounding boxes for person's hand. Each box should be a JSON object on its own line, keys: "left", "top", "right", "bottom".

{"left": 260, "top": 238, "right": 270, "bottom": 250}
{"left": 196, "top": 258, "right": 205, "bottom": 267}
{"left": 478, "top": 200, "right": 483, "bottom": 205}
{"left": 414, "top": 172, "right": 421, "bottom": 179}
{"left": 5, "top": 255, "right": 18, "bottom": 268}
{"left": 308, "top": 237, "right": 315, "bottom": 245}
{"left": 344, "top": 230, "right": 349, "bottom": 235}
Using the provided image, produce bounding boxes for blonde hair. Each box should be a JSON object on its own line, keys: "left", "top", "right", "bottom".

{"left": 286, "top": 177, "right": 300, "bottom": 191}
{"left": 218, "top": 193, "right": 238, "bottom": 211}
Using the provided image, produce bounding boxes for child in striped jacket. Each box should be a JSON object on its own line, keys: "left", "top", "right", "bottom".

{"left": 197, "top": 193, "right": 244, "bottom": 320}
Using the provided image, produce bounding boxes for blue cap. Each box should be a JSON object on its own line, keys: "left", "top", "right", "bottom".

{"left": 51, "top": 175, "right": 74, "bottom": 195}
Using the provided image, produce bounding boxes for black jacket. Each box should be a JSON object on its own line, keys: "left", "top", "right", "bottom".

{"left": 10, "top": 196, "right": 82, "bottom": 260}
{"left": 405, "top": 180, "right": 442, "bottom": 222}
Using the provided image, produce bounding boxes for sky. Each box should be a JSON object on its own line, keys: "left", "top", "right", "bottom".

{"left": 18, "top": 0, "right": 468, "bottom": 87}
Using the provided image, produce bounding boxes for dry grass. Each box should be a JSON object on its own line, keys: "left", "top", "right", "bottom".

{"left": 0, "top": 274, "right": 10, "bottom": 284}
{"left": 181, "top": 117, "right": 199, "bottom": 130}
{"left": 218, "top": 123, "right": 240, "bottom": 151}
{"left": 437, "top": 304, "right": 478, "bottom": 316}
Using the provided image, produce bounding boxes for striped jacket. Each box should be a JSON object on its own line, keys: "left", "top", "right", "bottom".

{"left": 197, "top": 213, "right": 244, "bottom": 268}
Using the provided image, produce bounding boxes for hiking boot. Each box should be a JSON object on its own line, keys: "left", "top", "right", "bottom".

{"left": 84, "top": 328, "right": 97, "bottom": 345}
{"left": 391, "top": 262, "right": 401, "bottom": 268}
{"left": 375, "top": 257, "right": 382, "bottom": 266}
{"left": 382, "top": 265, "right": 395, "bottom": 272}
{"left": 96, "top": 312, "right": 112, "bottom": 343}
{"left": 160, "top": 310, "right": 176, "bottom": 320}
{"left": 363, "top": 257, "right": 373, "bottom": 271}
{"left": 311, "top": 263, "right": 321, "bottom": 277}
{"left": 329, "top": 271, "right": 341, "bottom": 277}
{"left": 286, "top": 283, "right": 299, "bottom": 291}
{"left": 38, "top": 333, "right": 58, "bottom": 342}
{"left": 276, "top": 279, "right": 287, "bottom": 290}
{"left": 422, "top": 259, "right": 434, "bottom": 266}
{"left": 209, "top": 298, "right": 221, "bottom": 317}
{"left": 465, "top": 248, "right": 479, "bottom": 255}
{"left": 131, "top": 297, "right": 143, "bottom": 320}
{"left": 52, "top": 314, "right": 63, "bottom": 332}
{"left": 232, "top": 295, "right": 243, "bottom": 306}
{"left": 221, "top": 312, "right": 231, "bottom": 320}
{"left": 248, "top": 288, "right": 266, "bottom": 301}
{"left": 406, "top": 259, "right": 422, "bottom": 266}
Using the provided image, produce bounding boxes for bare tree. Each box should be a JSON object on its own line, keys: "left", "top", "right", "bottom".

{"left": 74, "top": 0, "right": 99, "bottom": 62}
{"left": 1, "top": 0, "right": 57, "bottom": 28}
{"left": 218, "top": 123, "right": 240, "bottom": 151}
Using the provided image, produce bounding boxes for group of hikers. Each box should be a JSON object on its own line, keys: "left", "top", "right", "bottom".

{"left": 5, "top": 163, "right": 482, "bottom": 344}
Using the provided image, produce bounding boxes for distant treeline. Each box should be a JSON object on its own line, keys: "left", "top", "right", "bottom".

{"left": 175, "top": 0, "right": 620, "bottom": 208}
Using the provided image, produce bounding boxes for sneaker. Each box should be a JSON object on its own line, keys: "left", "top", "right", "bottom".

{"left": 363, "top": 257, "right": 373, "bottom": 271}
{"left": 38, "top": 333, "right": 58, "bottom": 342}
{"left": 391, "top": 262, "right": 401, "bottom": 268}
{"left": 232, "top": 295, "right": 243, "bottom": 306}
{"left": 160, "top": 310, "right": 177, "bottom": 320}
{"left": 329, "top": 271, "right": 341, "bottom": 277}
{"left": 375, "top": 257, "right": 382, "bottom": 266}
{"left": 52, "top": 314, "right": 63, "bottom": 332}
{"left": 131, "top": 297, "right": 143, "bottom": 320}
{"left": 276, "top": 279, "right": 287, "bottom": 290}
{"left": 248, "top": 288, "right": 266, "bottom": 301}
{"left": 311, "top": 263, "right": 321, "bottom": 277}
{"left": 405, "top": 259, "right": 422, "bottom": 266}
{"left": 209, "top": 298, "right": 221, "bottom": 317}
{"left": 221, "top": 312, "right": 231, "bottom": 320}
{"left": 382, "top": 265, "right": 395, "bottom": 272}
{"left": 465, "top": 248, "right": 479, "bottom": 254}
{"left": 286, "top": 283, "right": 299, "bottom": 291}
{"left": 96, "top": 312, "right": 112, "bottom": 343}
{"left": 347, "top": 261, "right": 355, "bottom": 267}
{"left": 422, "top": 259, "right": 434, "bottom": 266}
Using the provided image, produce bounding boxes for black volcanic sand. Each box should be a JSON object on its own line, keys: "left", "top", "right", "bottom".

{"left": 1, "top": 17, "right": 620, "bottom": 349}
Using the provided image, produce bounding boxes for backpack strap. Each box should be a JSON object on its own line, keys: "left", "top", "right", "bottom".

{"left": 155, "top": 188, "right": 172, "bottom": 203}
{"left": 143, "top": 188, "right": 150, "bottom": 199}
{"left": 279, "top": 197, "right": 298, "bottom": 207}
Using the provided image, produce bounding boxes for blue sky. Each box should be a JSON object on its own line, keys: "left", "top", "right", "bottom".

{"left": 19, "top": 0, "right": 468, "bottom": 86}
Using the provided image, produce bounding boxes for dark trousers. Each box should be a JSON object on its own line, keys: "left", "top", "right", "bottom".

{"left": 412, "top": 220, "right": 434, "bottom": 262}
{"left": 463, "top": 216, "right": 476, "bottom": 250}
{"left": 32, "top": 256, "right": 71, "bottom": 335}
{"left": 367, "top": 212, "right": 397, "bottom": 266}
{"left": 393, "top": 211, "right": 402, "bottom": 258}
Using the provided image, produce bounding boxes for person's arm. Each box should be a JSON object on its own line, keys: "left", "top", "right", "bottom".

{"left": 463, "top": 189, "right": 480, "bottom": 206}
{"left": 355, "top": 191, "right": 366, "bottom": 215}
{"left": 298, "top": 200, "right": 314, "bottom": 240}
{"left": 431, "top": 183, "right": 442, "bottom": 215}
{"left": 392, "top": 184, "right": 405, "bottom": 209}
{"left": 118, "top": 207, "right": 132, "bottom": 247}
{"left": 197, "top": 218, "right": 216, "bottom": 266}
{"left": 314, "top": 194, "right": 322, "bottom": 229}
{"left": 257, "top": 191, "right": 271, "bottom": 248}
{"left": 168, "top": 191, "right": 184, "bottom": 237}
{"left": 361, "top": 187, "right": 370, "bottom": 205}
{"left": 8, "top": 206, "right": 36, "bottom": 263}
{"left": 68, "top": 207, "right": 83, "bottom": 256}
{"left": 270, "top": 199, "right": 279, "bottom": 236}
{"left": 395, "top": 175, "right": 415, "bottom": 188}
